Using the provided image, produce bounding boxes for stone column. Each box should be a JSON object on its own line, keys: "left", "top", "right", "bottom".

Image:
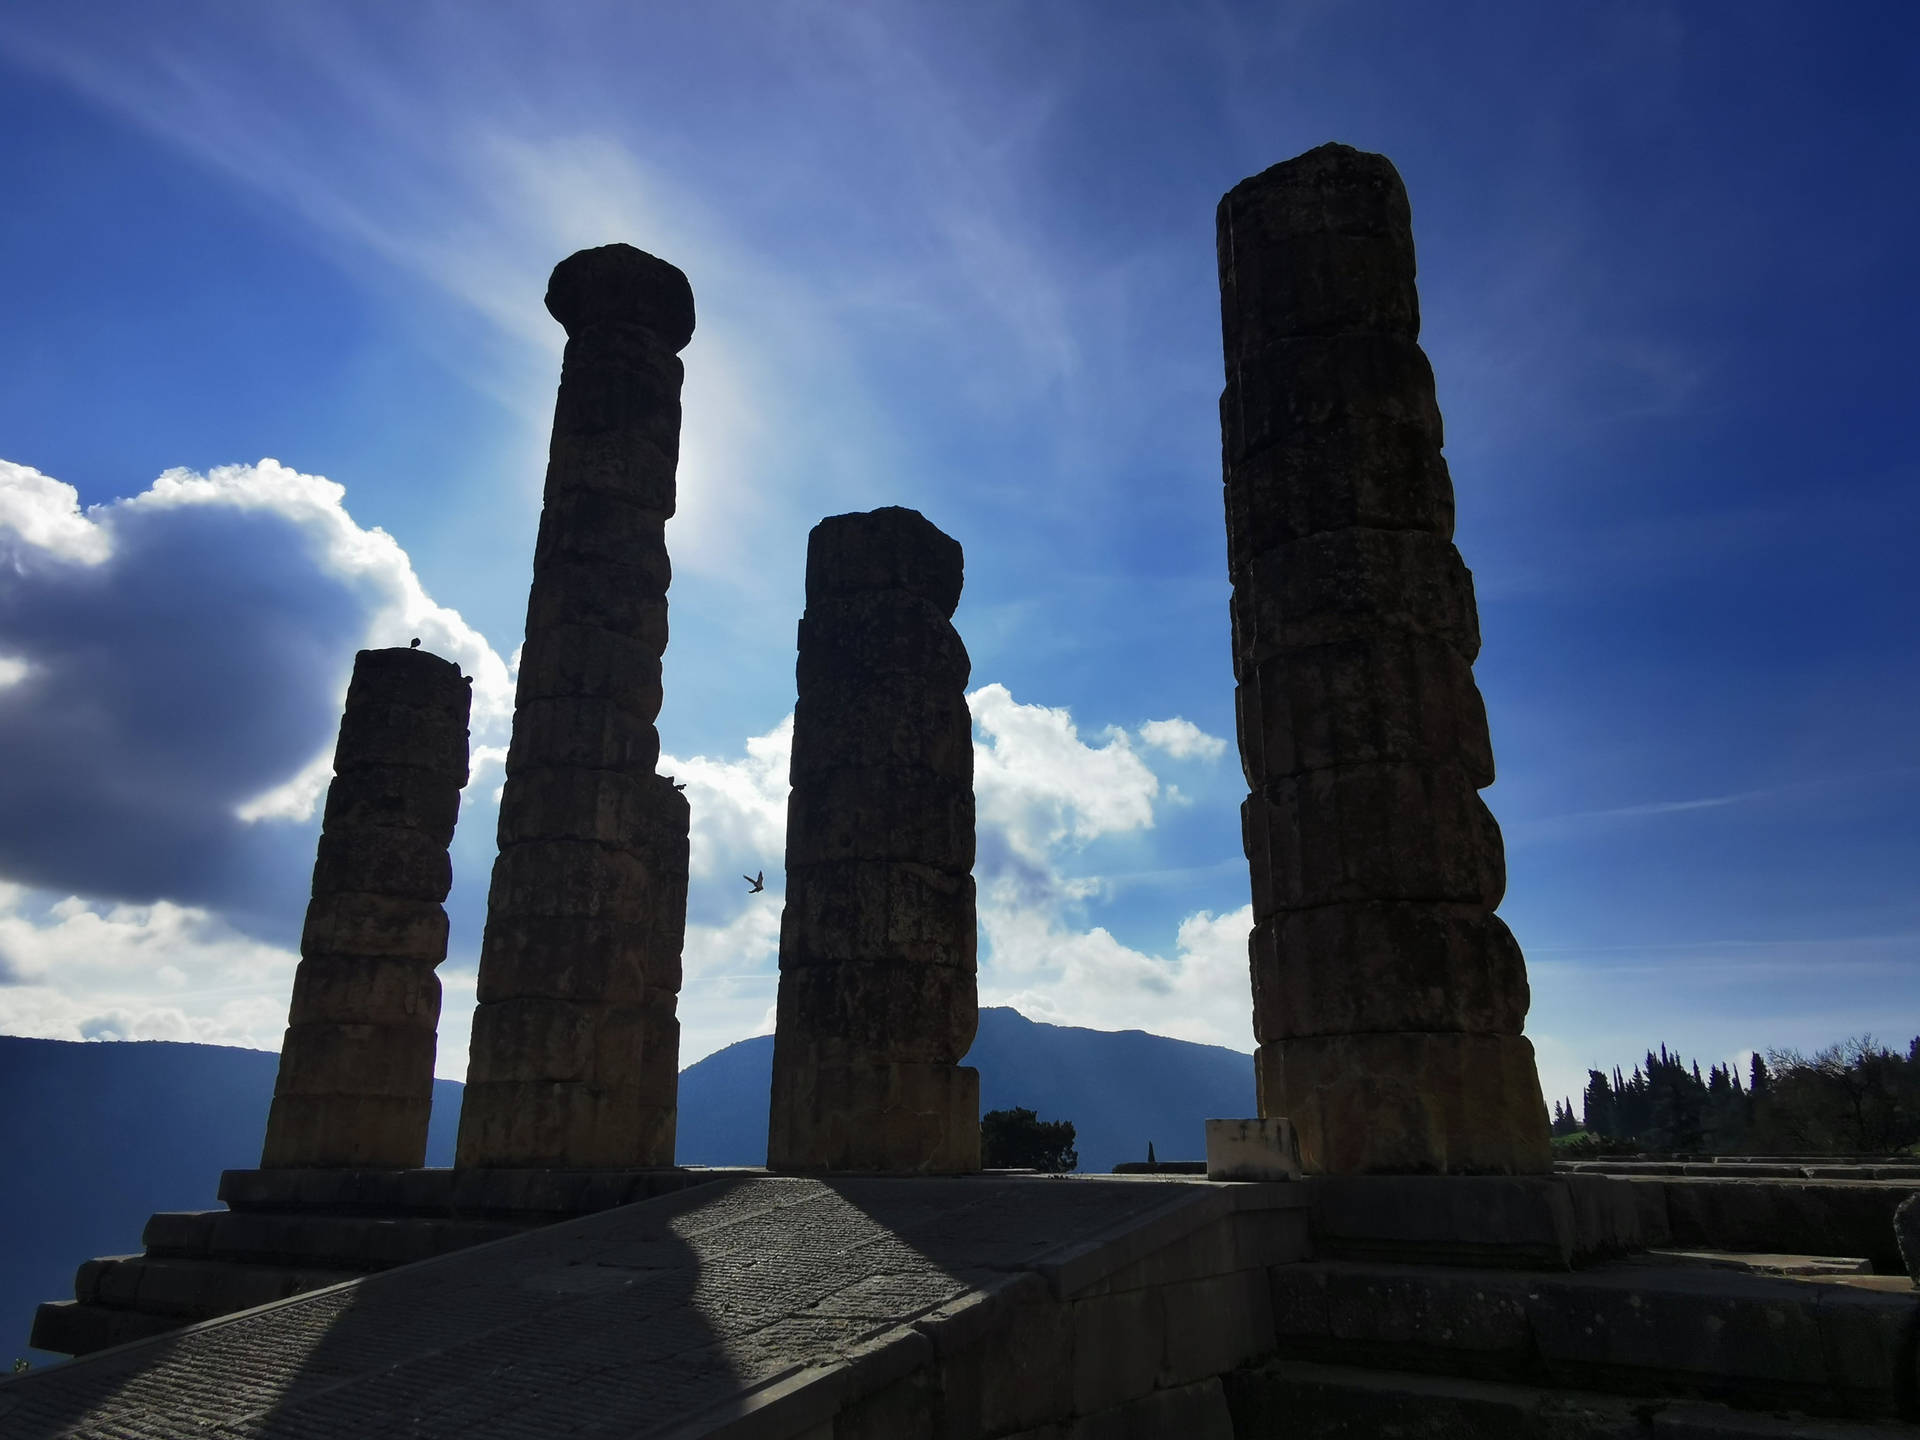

{"left": 263, "top": 646, "right": 470, "bottom": 1169}
{"left": 456, "top": 244, "right": 692, "bottom": 1169}
{"left": 1218, "top": 143, "right": 1550, "bottom": 1174}
{"left": 767, "top": 507, "right": 980, "bottom": 1173}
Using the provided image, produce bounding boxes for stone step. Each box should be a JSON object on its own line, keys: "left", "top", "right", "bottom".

{"left": 1223, "top": 1358, "right": 1920, "bottom": 1438}
{"left": 70, "top": 1254, "right": 361, "bottom": 1322}
{"left": 141, "top": 1208, "right": 533, "bottom": 1269}
{"left": 1268, "top": 1258, "right": 1920, "bottom": 1420}
{"left": 26, "top": 1301, "right": 184, "bottom": 1359}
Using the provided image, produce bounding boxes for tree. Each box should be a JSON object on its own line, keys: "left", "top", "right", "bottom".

{"left": 981, "top": 1107, "right": 1078, "bottom": 1172}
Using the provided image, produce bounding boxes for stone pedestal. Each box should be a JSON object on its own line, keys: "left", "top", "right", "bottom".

{"left": 767, "top": 507, "right": 981, "bottom": 1173}
{"left": 262, "top": 646, "right": 470, "bottom": 1169}
{"left": 457, "top": 244, "right": 692, "bottom": 1169}
{"left": 1218, "top": 143, "right": 1549, "bottom": 1175}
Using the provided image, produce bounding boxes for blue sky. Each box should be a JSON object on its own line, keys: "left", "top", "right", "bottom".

{"left": 0, "top": 1, "right": 1914, "bottom": 1118}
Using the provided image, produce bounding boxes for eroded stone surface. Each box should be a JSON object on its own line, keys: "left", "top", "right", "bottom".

{"left": 1220, "top": 144, "right": 1548, "bottom": 1174}
{"left": 769, "top": 508, "right": 980, "bottom": 1173}
{"left": 262, "top": 647, "right": 469, "bottom": 1169}
{"left": 458, "top": 245, "right": 694, "bottom": 1169}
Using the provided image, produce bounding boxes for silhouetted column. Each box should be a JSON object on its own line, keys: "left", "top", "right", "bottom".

{"left": 1218, "top": 143, "right": 1550, "bottom": 1174}
{"left": 457, "top": 244, "right": 692, "bottom": 1169}
{"left": 263, "top": 646, "right": 470, "bottom": 1169}
{"left": 767, "top": 507, "right": 980, "bottom": 1173}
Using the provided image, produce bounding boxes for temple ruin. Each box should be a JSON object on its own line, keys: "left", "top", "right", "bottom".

{"left": 767, "top": 506, "right": 981, "bottom": 1173}
{"left": 456, "top": 243, "right": 693, "bottom": 1169}
{"left": 261, "top": 645, "right": 470, "bottom": 1169}
{"left": 17, "top": 152, "right": 1917, "bottom": 1439}
{"left": 1218, "top": 143, "right": 1550, "bottom": 1174}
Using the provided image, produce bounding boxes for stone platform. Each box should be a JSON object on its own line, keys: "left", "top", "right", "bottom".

{"left": 6, "top": 1174, "right": 1917, "bottom": 1437}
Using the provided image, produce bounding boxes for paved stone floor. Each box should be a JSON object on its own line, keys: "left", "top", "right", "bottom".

{"left": 0, "top": 1175, "right": 1208, "bottom": 1438}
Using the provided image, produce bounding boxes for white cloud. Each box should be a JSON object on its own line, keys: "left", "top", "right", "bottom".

{"left": 1137, "top": 716, "right": 1228, "bottom": 762}
{"left": 970, "top": 682, "right": 1159, "bottom": 864}
{"left": 0, "top": 460, "right": 111, "bottom": 566}
{"left": 661, "top": 715, "right": 792, "bottom": 885}
{"left": 0, "top": 881, "right": 295, "bottom": 1052}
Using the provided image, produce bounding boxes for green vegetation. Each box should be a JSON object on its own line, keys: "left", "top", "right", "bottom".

{"left": 981, "top": 1106, "right": 1079, "bottom": 1172}
{"left": 1549, "top": 1035, "right": 1920, "bottom": 1155}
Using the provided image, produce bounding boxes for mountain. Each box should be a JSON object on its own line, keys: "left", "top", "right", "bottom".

{"left": 678, "top": 1008, "right": 1254, "bottom": 1172}
{"left": 1, "top": 1010, "right": 1251, "bottom": 1360}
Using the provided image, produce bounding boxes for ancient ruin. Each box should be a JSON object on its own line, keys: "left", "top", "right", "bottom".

{"left": 456, "top": 243, "right": 693, "bottom": 1168}
{"left": 261, "top": 645, "right": 470, "bottom": 1169}
{"left": 1217, "top": 143, "right": 1550, "bottom": 1174}
{"left": 766, "top": 507, "right": 981, "bottom": 1173}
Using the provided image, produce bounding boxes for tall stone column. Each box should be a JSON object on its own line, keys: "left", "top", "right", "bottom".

{"left": 263, "top": 646, "right": 470, "bottom": 1169}
{"left": 1218, "top": 143, "right": 1550, "bottom": 1174}
{"left": 767, "top": 507, "right": 981, "bottom": 1173}
{"left": 456, "top": 244, "right": 692, "bottom": 1169}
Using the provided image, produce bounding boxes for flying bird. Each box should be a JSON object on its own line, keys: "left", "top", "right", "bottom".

{"left": 410, "top": 638, "right": 420, "bottom": 648}
{"left": 744, "top": 871, "right": 765, "bottom": 893}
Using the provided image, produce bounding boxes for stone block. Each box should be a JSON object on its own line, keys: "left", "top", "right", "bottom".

{"left": 465, "top": 996, "right": 600, "bottom": 1084}
{"left": 1159, "top": 1269, "right": 1275, "bottom": 1388}
{"left": 321, "top": 764, "right": 463, "bottom": 845}
{"left": 1218, "top": 142, "right": 1414, "bottom": 250}
{"left": 333, "top": 699, "right": 469, "bottom": 783}
{"left": 485, "top": 839, "right": 654, "bottom": 923}
{"left": 310, "top": 826, "right": 453, "bottom": 903}
{"left": 1304, "top": 1179, "right": 1579, "bottom": 1269}
{"left": 1230, "top": 526, "right": 1480, "bottom": 669}
{"left": 260, "top": 1092, "right": 433, "bottom": 1169}
{"left": 524, "top": 558, "right": 670, "bottom": 644}
{"left": 288, "top": 956, "right": 441, "bottom": 1030}
{"left": 1234, "top": 633, "right": 1492, "bottom": 788}
{"left": 299, "top": 892, "right": 449, "bottom": 962}
{"left": 958, "top": 1297, "right": 1074, "bottom": 1435}
{"left": 543, "top": 427, "right": 679, "bottom": 517}
{"left": 545, "top": 242, "right": 696, "bottom": 349}
{"left": 790, "top": 676, "right": 974, "bottom": 780}
{"left": 1205, "top": 1117, "right": 1302, "bottom": 1181}
{"left": 454, "top": 1078, "right": 675, "bottom": 1169}
{"left": 785, "top": 765, "right": 975, "bottom": 870}
{"left": 806, "top": 505, "right": 965, "bottom": 616}
{"left": 344, "top": 646, "right": 470, "bottom": 719}
{"left": 1220, "top": 225, "right": 1418, "bottom": 351}
{"left": 272, "top": 1021, "right": 438, "bottom": 1100}
{"left": 1073, "top": 1378, "right": 1235, "bottom": 1440}
{"left": 514, "top": 623, "right": 665, "bottom": 721}
{"left": 766, "top": 1057, "right": 979, "bottom": 1173}
{"left": 505, "top": 695, "right": 660, "bottom": 778}
{"left": 795, "top": 592, "right": 971, "bottom": 690}
{"left": 780, "top": 860, "right": 976, "bottom": 970}
{"left": 497, "top": 764, "right": 688, "bottom": 850}
{"left": 1069, "top": 1286, "right": 1163, "bottom": 1415}
{"left": 474, "top": 912, "right": 656, "bottom": 1003}
{"left": 534, "top": 484, "right": 671, "bottom": 579}
{"left": 1256, "top": 1032, "right": 1551, "bottom": 1175}
{"left": 1225, "top": 418, "right": 1454, "bottom": 566}
{"left": 773, "top": 958, "right": 977, "bottom": 1066}
{"left": 1249, "top": 902, "right": 1529, "bottom": 1040}
{"left": 1221, "top": 334, "right": 1442, "bottom": 466}
{"left": 550, "top": 328, "right": 685, "bottom": 446}
{"left": 1242, "top": 764, "right": 1506, "bottom": 913}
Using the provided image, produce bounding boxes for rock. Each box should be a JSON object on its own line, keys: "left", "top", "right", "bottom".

{"left": 1895, "top": 1192, "right": 1920, "bottom": 1284}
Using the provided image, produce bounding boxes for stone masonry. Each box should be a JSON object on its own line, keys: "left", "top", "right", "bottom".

{"left": 262, "top": 646, "right": 470, "bottom": 1169}
{"left": 457, "top": 243, "right": 693, "bottom": 1168}
{"left": 1217, "top": 143, "right": 1550, "bottom": 1174}
{"left": 766, "top": 507, "right": 981, "bottom": 1173}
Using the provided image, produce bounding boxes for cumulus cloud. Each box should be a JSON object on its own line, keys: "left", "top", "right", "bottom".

{"left": 1137, "top": 716, "right": 1228, "bottom": 762}
{"left": 0, "top": 458, "right": 512, "bottom": 927}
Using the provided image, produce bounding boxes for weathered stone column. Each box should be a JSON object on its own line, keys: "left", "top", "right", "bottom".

{"left": 456, "top": 244, "right": 692, "bottom": 1169}
{"left": 1218, "top": 143, "right": 1550, "bottom": 1174}
{"left": 767, "top": 507, "right": 980, "bottom": 1173}
{"left": 263, "top": 646, "right": 470, "bottom": 1169}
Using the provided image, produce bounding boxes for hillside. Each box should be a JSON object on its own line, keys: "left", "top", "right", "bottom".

{"left": 1, "top": 1009, "right": 1251, "bottom": 1359}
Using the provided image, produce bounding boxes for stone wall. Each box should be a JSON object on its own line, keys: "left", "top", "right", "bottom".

{"left": 1217, "top": 143, "right": 1550, "bottom": 1174}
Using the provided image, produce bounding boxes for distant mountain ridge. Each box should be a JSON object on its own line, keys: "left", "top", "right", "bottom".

{"left": 1, "top": 1008, "right": 1251, "bottom": 1358}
